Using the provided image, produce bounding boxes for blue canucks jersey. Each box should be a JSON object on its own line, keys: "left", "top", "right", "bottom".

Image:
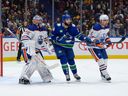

{"left": 51, "top": 23, "right": 86, "bottom": 48}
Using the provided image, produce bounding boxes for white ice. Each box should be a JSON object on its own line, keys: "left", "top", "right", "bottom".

{"left": 0, "top": 59, "right": 128, "bottom": 96}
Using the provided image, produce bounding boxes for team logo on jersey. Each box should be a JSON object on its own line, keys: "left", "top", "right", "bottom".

{"left": 60, "top": 30, "right": 63, "bottom": 33}
{"left": 58, "top": 50, "right": 62, "bottom": 53}
{"left": 38, "top": 35, "right": 43, "bottom": 45}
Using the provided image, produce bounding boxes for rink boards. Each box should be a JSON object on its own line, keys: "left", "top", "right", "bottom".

{"left": 3, "top": 37, "right": 128, "bottom": 61}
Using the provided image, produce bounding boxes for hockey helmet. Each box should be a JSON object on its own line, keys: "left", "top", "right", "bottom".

{"left": 33, "top": 15, "right": 43, "bottom": 21}
{"left": 99, "top": 14, "right": 109, "bottom": 21}
{"left": 62, "top": 14, "right": 71, "bottom": 22}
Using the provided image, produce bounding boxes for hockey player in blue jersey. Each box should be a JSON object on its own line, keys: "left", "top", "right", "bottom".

{"left": 88, "top": 14, "right": 112, "bottom": 81}
{"left": 51, "top": 14, "right": 92, "bottom": 81}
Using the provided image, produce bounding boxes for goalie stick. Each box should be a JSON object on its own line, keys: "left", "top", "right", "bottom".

{"left": 6, "top": 28, "right": 21, "bottom": 41}
{"left": 34, "top": 55, "right": 59, "bottom": 70}
{"left": 6, "top": 28, "right": 59, "bottom": 70}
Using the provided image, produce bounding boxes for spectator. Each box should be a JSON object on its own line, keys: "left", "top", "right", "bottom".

{"left": 113, "top": 19, "right": 123, "bottom": 36}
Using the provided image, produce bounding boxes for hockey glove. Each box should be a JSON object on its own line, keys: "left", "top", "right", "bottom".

{"left": 57, "top": 36, "right": 67, "bottom": 43}
{"left": 57, "top": 35, "right": 73, "bottom": 44}
{"left": 105, "top": 38, "right": 112, "bottom": 48}
{"left": 84, "top": 37, "right": 92, "bottom": 44}
{"left": 95, "top": 39, "right": 104, "bottom": 48}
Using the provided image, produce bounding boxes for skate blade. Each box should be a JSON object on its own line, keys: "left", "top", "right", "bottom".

{"left": 102, "top": 78, "right": 111, "bottom": 83}
{"left": 75, "top": 79, "right": 81, "bottom": 82}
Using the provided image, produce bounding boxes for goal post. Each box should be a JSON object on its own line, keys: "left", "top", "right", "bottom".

{"left": 0, "top": 32, "right": 3, "bottom": 76}
{"left": 0, "top": 0, "right": 3, "bottom": 76}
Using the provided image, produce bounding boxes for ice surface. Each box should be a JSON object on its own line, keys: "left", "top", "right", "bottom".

{"left": 0, "top": 59, "right": 128, "bottom": 96}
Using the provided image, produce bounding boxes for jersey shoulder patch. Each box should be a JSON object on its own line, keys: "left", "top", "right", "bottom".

{"left": 93, "top": 23, "right": 101, "bottom": 31}
{"left": 54, "top": 23, "right": 62, "bottom": 29}
{"left": 57, "top": 23, "right": 61, "bottom": 27}
{"left": 72, "top": 24, "right": 76, "bottom": 27}
{"left": 27, "top": 24, "right": 37, "bottom": 31}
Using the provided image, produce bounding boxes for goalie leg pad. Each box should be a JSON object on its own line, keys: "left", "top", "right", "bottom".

{"left": 35, "top": 53, "right": 53, "bottom": 82}
{"left": 20, "top": 59, "right": 37, "bottom": 79}
{"left": 37, "top": 64, "right": 53, "bottom": 82}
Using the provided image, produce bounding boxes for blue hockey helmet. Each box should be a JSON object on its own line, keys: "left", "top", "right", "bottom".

{"left": 62, "top": 14, "right": 71, "bottom": 22}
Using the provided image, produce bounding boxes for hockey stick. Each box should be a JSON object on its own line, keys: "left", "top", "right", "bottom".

{"left": 49, "top": 36, "right": 126, "bottom": 45}
{"left": 111, "top": 36, "right": 126, "bottom": 44}
{"left": 6, "top": 28, "right": 21, "bottom": 41}
{"left": 74, "top": 36, "right": 126, "bottom": 44}
{"left": 77, "top": 36, "right": 126, "bottom": 49}
{"left": 81, "top": 37, "right": 126, "bottom": 49}
{"left": 34, "top": 55, "right": 59, "bottom": 70}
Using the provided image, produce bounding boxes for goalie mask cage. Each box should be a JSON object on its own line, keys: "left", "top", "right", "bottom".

{"left": 0, "top": 32, "right": 3, "bottom": 76}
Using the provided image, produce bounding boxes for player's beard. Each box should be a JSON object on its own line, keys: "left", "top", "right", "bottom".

{"left": 64, "top": 21, "right": 71, "bottom": 27}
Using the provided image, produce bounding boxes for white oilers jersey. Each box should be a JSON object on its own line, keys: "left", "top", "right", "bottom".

{"left": 21, "top": 29, "right": 48, "bottom": 50}
{"left": 88, "top": 23, "right": 109, "bottom": 43}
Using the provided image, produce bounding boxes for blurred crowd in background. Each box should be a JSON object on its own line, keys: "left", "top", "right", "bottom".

{"left": 1, "top": 0, "right": 128, "bottom": 37}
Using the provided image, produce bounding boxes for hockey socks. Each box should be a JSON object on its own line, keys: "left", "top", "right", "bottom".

{"left": 62, "top": 64, "right": 69, "bottom": 75}
{"left": 98, "top": 59, "right": 111, "bottom": 81}
{"left": 99, "top": 64, "right": 111, "bottom": 81}
{"left": 69, "top": 65, "right": 81, "bottom": 80}
{"left": 70, "top": 65, "right": 77, "bottom": 74}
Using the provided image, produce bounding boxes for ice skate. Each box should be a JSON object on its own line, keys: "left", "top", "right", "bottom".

{"left": 100, "top": 70, "right": 111, "bottom": 82}
{"left": 19, "top": 77, "right": 30, "bottom": 85}
{"left": 65, "top": 75, "right": 70, "bottom": 81}
{"left": 73, "top": 74, "right": 81, "bottom": 80}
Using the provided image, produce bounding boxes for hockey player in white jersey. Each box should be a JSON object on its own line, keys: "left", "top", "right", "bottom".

{"left": 19, "top": 15, "right": 53, "bottom": 84}
{"left": 88, "top": 14, "right": 112, "bottom": 81}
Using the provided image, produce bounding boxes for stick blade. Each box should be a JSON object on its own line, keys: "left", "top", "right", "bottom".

{"left": 118, "top": 36, "right": 126, "bottom": 43}
{"left": 112, "top": 36, "right": 126, "bottom": 44}
{"left": 48, "top": 63, "right": 59, "bottom": 70}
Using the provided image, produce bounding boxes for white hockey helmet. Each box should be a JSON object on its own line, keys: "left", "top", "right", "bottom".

{"left": 99, "top": 14, "right": 109, "bottom": 20}
{"left": 33, "top": 15, "right": 43, "bottom": 21}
